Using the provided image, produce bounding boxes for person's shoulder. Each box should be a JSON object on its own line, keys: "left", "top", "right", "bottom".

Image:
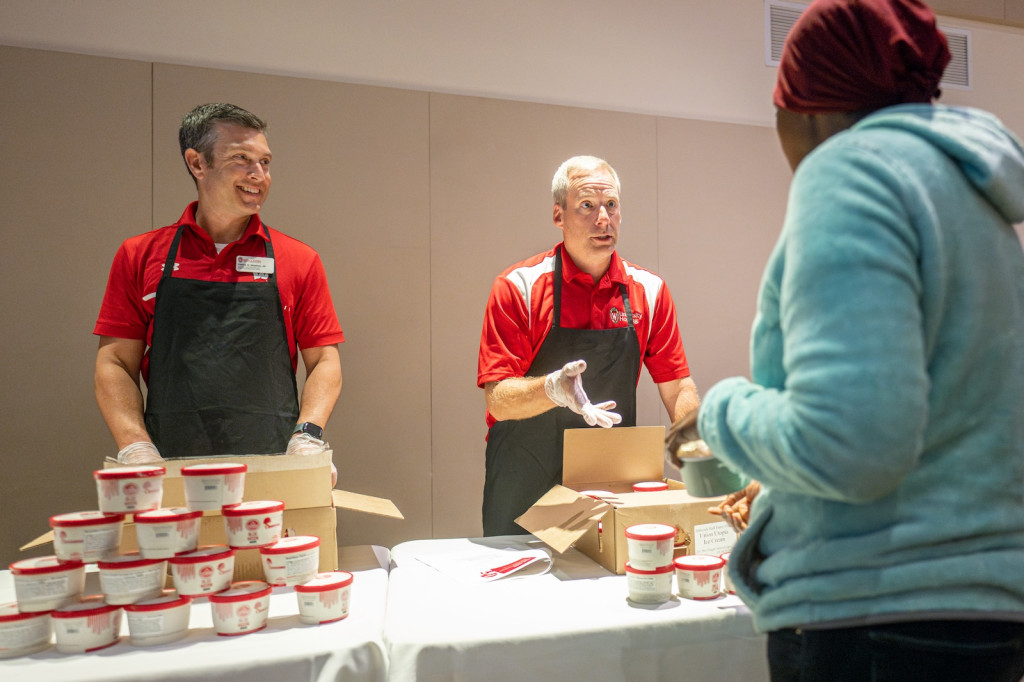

{"left": 263, "top": 225, "right": 321, "bottom": 258}
{"left": 497, "top": 246, "right": 557, "bottom": 278}
{"left": 619, "top": 256, "right": 664, "bottom": 283}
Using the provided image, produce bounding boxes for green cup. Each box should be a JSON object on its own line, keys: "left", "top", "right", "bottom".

{"left": 679, "top": 455, "right": 749, "bottom": 498}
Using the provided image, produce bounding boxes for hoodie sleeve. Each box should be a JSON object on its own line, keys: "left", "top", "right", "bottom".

{"left": 699, "top": 137, "right": 931, "bottom": 503}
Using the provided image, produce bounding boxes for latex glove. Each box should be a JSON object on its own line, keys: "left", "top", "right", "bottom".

{"left": 664, "top": 409, "right": 705, "bottom": 469}
{"left": 707, "top": 480, "right": 762, "bottom": 533}
{"left": 544, "top": 360, "right": 622, "bottom": 428}
{"left": 286, "top": 433, "right": 338, "bottom": 487}
{"left": 116, "top": 441, "right": 164, "bottom": 465}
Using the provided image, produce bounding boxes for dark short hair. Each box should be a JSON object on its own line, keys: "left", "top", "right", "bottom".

{"left": 178, "top": 103, "right": 268, "bottom": 182}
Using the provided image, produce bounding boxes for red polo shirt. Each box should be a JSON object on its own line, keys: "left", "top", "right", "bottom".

{"left": 94, "top": 202, "right": 345, "bottom": 382}
{"left": 478, "top": 244, "right": 691, "bottom": 426}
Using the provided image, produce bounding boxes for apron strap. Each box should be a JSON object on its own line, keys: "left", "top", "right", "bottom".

{"left": 553, "top": 244, "right": 635, "bottom": 331}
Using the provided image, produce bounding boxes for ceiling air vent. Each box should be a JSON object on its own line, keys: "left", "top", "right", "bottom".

{"left": 764, "top": 0, "right": 972, "bottom": 90}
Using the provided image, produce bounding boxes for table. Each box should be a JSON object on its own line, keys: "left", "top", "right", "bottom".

{"left": 383, "top": 536, "right": 769, "bottom": 682}
{"left": 1, "top": 545, "right": 390, "bottom": 682}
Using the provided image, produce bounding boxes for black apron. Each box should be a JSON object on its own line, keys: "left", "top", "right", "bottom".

{"left": 482, "top": 246, "right": 641, "bottom": 536}
{"left": 144, "top": 224, "right": 299, "bottom": 458}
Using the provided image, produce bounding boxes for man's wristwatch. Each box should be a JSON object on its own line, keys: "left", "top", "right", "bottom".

{"left": 292, "top": 422, "right": 324, "bottom": 440}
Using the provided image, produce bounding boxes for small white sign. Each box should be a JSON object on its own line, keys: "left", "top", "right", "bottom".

{"left": 236, "top": 256, "right": 275, "bottom": 274}
{"left": 693, "top": 521, "right": 737, "bottom": 556}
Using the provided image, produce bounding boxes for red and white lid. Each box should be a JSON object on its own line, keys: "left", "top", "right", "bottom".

{"left": 134, "top": 507, "right": 202, "bottom": 524}
{"left": 93, "top": 465, "right": 166, "bottom": 480}
{"left": 295, "top": 571, "right": 353, "bottom": 593}
{"left": 10, "top": 555, "right": 84, "bottom": 575}
{"left": 181, "top": 463, "right": 247, "bottom": 476}
{"left": 624, "top": 523, "right": 676, "bottom": 541}
{"left": 169, "top": 545, "right": 235, "bottom": 565}
{"left": 259, "top": 535, "right": 320, "bottom": 555}
{"left": 123, "top": 592, "right": 191, "bottom": 613}
{"left": 674, "top": 554, "right": 726, "bottom": 571}
{"left": 52, "top": 598, "right": 120, "bottom": 619}
{"left": 720, "top": 552, "right": 732, "bottom": 562}
{"left": 50, "top": 510, "right": 125, "bottom": 527}
{"left": 209, "top": 581, "right": 272, "bottom": 603}
{"left": 0, "top": 601, "right": 50, "bottom": 621}
{"left": 97, "top": 552, "right": 165, "bottom": 570}
{"left": 222, "top": 500, "right": 284, "bottom": 516}
{"left": 632, "top": 481, "right": 669, "bottom": 492}
{"left": 624, "top": 562, "right": 675, "bottom": 575}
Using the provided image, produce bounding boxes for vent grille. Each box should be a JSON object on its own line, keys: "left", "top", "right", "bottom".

{"left": 764, "top": 0, "right": 972, "bottom": 90}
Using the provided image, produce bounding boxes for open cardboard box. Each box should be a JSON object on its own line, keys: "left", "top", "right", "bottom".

{"left": 22, "top": 450, "right": 403, "bottom": 581}
{"left": 516, "top": 426, "right": 737, "bottom": 574}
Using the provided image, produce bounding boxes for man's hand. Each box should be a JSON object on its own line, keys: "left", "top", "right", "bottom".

{"left": 664, "top": 409, "right": 704, "bottom": 469}
{"left": 708, "top": 481, "right": 762, "bottom": 532}
{"left": 544, "top": 360, "right": 622, "bottom": 428}
{"left": 286, "top": 433, "right": 338, "bottom": 487}
{"left": 116, "top": 441, "right": 164, "bottom": 465}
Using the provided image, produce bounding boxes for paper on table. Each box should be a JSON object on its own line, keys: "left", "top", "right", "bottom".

{"left": 416, "top": 546, "right": 552, "bottom": 583}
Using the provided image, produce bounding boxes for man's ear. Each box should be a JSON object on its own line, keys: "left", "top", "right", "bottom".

{"left": 552, "top": 203, "right": 564, "bottom": 231}
{"left": 184, "top": 148, "right": 205, "bottom": 180}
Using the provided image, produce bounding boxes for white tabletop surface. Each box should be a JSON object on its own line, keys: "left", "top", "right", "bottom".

{"left": 384, "top": 535, "right": 769, "bottom": 682}
{"left": 1, "top": 545, "right": 390, "bottom": 682}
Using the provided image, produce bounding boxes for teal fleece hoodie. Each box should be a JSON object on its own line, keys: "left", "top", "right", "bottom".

{"left": 699, "top": 104, "right": 1024, "bottom": 632}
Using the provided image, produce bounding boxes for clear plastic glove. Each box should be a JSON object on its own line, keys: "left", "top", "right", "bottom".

{"left": 116, "top": 441, "right": 164, "bottom": 465}
{"left": 544, "top": 360, "right": 622, "bottom": 428}
{"left": 286, "top": 433, "right": 338, "bottom": 487}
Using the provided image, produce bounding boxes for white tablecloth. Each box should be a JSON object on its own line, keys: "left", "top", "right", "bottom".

{"left": 1, "top": 545, "right": 390, "bottom": 682}
{"left": 384, "top": 536, "right": 769, "bottom": 682}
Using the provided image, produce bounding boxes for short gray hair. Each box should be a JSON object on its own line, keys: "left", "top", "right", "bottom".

{"left": 551, "top": 156, "right": 620, "bottom": 207}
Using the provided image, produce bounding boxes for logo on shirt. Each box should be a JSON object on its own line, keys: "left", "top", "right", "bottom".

{"left": 609, "top": 307, "right": 642, "bottom": 326}
{"left": 159, "top": 262, "right": 180, "bottom": 272}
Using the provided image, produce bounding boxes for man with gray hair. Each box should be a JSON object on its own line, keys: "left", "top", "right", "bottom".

{"left": 477, "top": 155, "right": 699, "bottom": 535}
{"left": 94, "top": 103, "right": 344, "bottom": 483}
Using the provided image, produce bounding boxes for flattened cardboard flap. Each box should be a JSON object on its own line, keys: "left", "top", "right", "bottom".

{"left": 515, "top": 485, "right": 610, "bottom": 554}
{"left": 332, "top": 490, "right": 404, "bottom": 519}
{"left": 562, "top": 425, "right": 666, "bottom": 491}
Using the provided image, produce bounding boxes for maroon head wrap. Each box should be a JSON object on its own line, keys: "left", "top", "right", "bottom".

{"left": 774, "top": 0, "right": 951, "bottom": 114}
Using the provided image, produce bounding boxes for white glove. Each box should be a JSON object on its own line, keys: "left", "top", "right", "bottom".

{"left": 544, "top": 360, "right": 622, "bottom": 429}
{"left": 286, "top": 433, "right": 338, "bottom": 487}
{"left": 116, "top": 441, "right": 164, "bottom": 465}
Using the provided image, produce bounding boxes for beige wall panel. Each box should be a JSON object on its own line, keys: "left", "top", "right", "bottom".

{"left": 1008, "top": 0, "right": 1024, "bottom": 23}
{"left": 656, "top": 117, "right": 791, "bottom": 395}
{"left": 428, "top": 94, "right": 664, "bottom": 538}
{"left": 151, "top": 65, "right": 431, "bottom": 549}
{"left": 0, "top": 46, "right": 151, "bottom": 565}
{"left": 939, "top": 27, "right": 1024, "bottom": 135}
{"left": 931, "top": 0, "right": 1006, "bottom": 22}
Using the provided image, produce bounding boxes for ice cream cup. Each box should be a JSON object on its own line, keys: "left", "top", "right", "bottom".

{"left": 0, "top": 602, "right": 52, "bottom": 658}
{"left": 9, "top": 556, "right": 86, "bottom": 612}
{"left": 625, "top": 562, "right": 675, "bottom": 604}
{"left": 97, "top": 552, "right": 167, "bottom": 605}
{"left": 624, "top": 523, "right": 677, "bottom": 570}
{"left": 222, "top": 501, "right": 284, "bottom": 549}
{"left": 51, "top": 597, "right": 122, "bottom": 653}
{"left": 295, "top": 571, "right": 353, "bottom": 624}
{"left": 209, "top": 581, "right": 271, "bottom": 636}
{"left": 674, "top": 554, "right": 726, "bottom": 600}
{"left": 169, "top": 545, "right": 235, "bottom": 597}
{"left": 93, "top": 465, "right": 165, "bottom": 513}
{"left": 259, "top": 535, "right": 320, "bottom": 587}
{"left": 49, "top": 511, "right": 124, "bottom": 563}
{"left": 181, "top": 463, "right": 247, "bottom": 511}
{"left": 124, "top": 591, "right": 191, "bottom": 646}
{"left": 134, "top": 507, "right": 202, "bottom": 559}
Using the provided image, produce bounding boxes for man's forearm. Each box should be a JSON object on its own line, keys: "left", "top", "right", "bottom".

{"left": 485, "top": 376, "right": 557, "bottom": 421}
{"left": 298, "top": 346, "right": 341, "bottom": 429}
{"left": 94, "top": 363, "right": 151, "bottom": 449}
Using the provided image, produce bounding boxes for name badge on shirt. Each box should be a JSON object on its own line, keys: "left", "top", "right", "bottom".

{"left": 236, "top": 256, "right": 275, "bottom": 275}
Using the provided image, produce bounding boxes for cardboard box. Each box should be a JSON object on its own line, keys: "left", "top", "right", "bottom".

{"left": 23, "top": 451, "right": 402, "bottom": 582}
{"left": 516, "top": 426, "right": 737, "bottom": 574}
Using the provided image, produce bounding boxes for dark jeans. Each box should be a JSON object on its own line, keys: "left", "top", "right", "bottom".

{"left": 768, "top": 620, "right": 1024, "bottom": 682}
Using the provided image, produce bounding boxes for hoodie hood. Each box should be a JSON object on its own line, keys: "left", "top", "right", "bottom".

{"left": 856, "top": 104, "right": 1024, "bottom": 224}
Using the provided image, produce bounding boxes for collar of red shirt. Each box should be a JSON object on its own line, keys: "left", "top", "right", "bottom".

{"left": 178, "top": 201, "right": 270, "bottom": 244}
{"left": 559, "top": 242, "right": 627, "bottom": 288}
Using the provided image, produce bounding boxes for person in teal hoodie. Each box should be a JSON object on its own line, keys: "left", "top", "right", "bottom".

{"left": 669, "top": 1, "right": 1024, "bottom": 679}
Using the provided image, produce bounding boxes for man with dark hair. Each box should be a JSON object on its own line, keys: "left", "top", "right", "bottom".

{"left": 95, "top": 103, "right": 343, "bottom": 483}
